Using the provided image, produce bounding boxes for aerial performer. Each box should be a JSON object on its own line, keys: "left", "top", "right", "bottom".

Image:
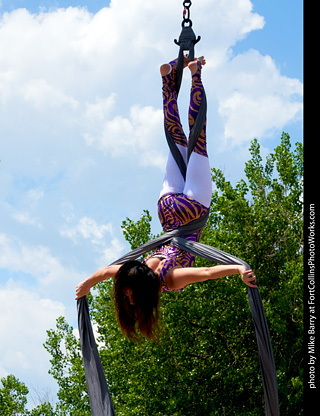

{"left": 75, "top": 55, "right": 257, "bottom": 341}
{"left": 76, "top": 4, "right": 278, "bottom": 414}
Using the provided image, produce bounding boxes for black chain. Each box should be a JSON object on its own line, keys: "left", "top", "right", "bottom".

{"left": 173, "top": 0, "right": 200, "bottom": 93}
{"left": 182, "top": 0, "right": 192, "bottom": 27}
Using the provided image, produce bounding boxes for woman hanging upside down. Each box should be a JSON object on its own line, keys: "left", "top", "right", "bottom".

{"left": 75, "top": 56, "right": 256, "bottom": 340}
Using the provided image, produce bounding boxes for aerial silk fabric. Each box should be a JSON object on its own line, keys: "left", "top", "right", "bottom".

{"left": 77, "top": 40, "right": 279, "bottom": 416}
{"left": 78, "top": 297, "right": 116, "bottom": 416}
{"left": 77, "top": 216, "right": 279, "bottom": 416}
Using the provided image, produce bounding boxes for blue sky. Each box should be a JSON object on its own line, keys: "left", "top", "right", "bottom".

{"left": 234, "top": 0, "right": 303, "bottom": 79}
{"left": 2, "top": 0, "right": 110, "bottom": 13}
{"left": 0, "top": 0, "right": 303, "bottom": 407}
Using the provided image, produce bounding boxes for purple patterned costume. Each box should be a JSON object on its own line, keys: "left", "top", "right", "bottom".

{"left": 143, "top": 59, "right": 212, "bottom": 292}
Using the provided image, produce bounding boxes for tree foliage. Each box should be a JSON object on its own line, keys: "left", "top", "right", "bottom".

{"left": 0, "top": 374, "right": 55, "bottom": 416}
{"left": 0, "top": 375, "right": 28, "bottom": 416}
{"left": 3, "top": 134, "right": 303, "bottom": 415}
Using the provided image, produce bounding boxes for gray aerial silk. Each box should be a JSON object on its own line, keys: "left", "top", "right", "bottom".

{"left": 77, "top": 36, "right": 279, "bottom": 415}
{"left": 78, "top": 297, "right": 116, "bottom": 416}
{"left": 77, "top": 214, "right": 279, "bottom": 416}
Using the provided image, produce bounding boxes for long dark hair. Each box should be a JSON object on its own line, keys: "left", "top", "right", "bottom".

{"left": 112, "top": 260, "right": 161, "bottom": 341}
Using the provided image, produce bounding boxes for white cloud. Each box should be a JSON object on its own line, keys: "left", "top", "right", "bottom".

{"left": 84, "top": 94, "right": 117, "bottom": 124}
{"left": 61, "top": 216, "right": 114, "bottom": 245}
{"left": 0, "top": 1, "right": 302, "bottom": 169}
{"left": 220, "top": 92, "right": 302, "bottom": 144}
{"left": 99, "top": 237, "right": 125, "bottom": 266}
{"left": 23, "top": 78, "right": 79, "bottom": 111}
{"left": 60, "top": 216, "right": 126, "bottom": 268}
{"left": 0, "top": 280, "right": 65, "bottom": 390}
{"left": 192, "top": 0, "right": 265, "bottom": 47}
{"left": 211, "top": 50, "right": 303, "bottom": 146}
{"left": 84, "top": 103, "right": 166, "bottom": 168}
{"left": 0, "top": 233, "right": 79, "bottom": 288}
{"left": 8, "top": 188, "right": 45, "bottom": 228}
{"left": 12, "top": 211, "right": 43, "bottom": 227}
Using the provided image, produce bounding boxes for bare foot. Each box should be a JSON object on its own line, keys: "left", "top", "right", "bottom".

{"left": 160, "top": 63, "right": 171, "bottom": 76}
{"left": 160, "top": 54, "right": 190, "bottom": 76}
{"left": 188, "top": 56, "right": 206, "bottom": 75}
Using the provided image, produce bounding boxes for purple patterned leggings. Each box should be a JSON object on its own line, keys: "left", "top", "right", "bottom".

{"left": 159, "top": 60, "right": 212, "bottom": 208}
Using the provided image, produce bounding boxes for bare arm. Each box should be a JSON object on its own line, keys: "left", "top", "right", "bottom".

{"left": 75, "top": 264, "right": 121, "bottom": 300}
{"left": 165, "top": 264, "right": 256, "bottom": 291}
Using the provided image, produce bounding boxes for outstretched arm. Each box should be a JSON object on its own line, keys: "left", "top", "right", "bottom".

{"left": 166, "top": 264, "right": 256, "bottom": 291}
{"left": 75, "top": 264, "right": 121, "bottom": 300}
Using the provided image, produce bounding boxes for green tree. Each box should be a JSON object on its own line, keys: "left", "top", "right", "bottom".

{"left": 0, "top": 375, "right": 29, "bottom": 415}
{"left": 44, "top": 317, "right": 90, "bottom": 415}
{"left": 29, "top": 402, "right": 55, "bottom": 416}
{"left": 0, "top": 375, "right": 55, "bottom": 416}
{"left": 44, "top": 133, "right": 303, "bottom": 415}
